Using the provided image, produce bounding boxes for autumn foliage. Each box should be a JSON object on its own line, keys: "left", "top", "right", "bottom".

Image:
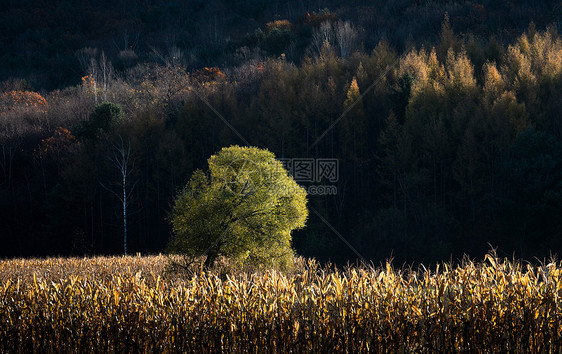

{"left": 0, "top": 90, "right": 47, "bottom": 112}
{"left": 190, "top": 67, "right": 227, "bottom": 83}
{"left": 38, "top": 127, "right": 78, "bottom": 159}
{"left": 266, "top": 20, "right": 292, "bottom": 32}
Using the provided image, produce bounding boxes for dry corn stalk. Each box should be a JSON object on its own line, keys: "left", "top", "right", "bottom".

{"left": 0, "top": 254, "right": 561, "bottom": 352}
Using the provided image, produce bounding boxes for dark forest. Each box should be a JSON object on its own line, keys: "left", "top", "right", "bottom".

{"left": 2, "top": 0, "right": 562, "bottom": 265}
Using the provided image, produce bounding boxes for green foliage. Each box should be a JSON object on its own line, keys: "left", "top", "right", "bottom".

{"left": 75, "top": 102, "right": 125, "bottom": 140}
{"left": 168, "top": 146, "right": 308, "bottom": 269}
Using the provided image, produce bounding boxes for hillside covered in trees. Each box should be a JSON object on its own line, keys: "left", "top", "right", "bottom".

{"left": 2, "top": 1, "right": 562, "bottom": 264}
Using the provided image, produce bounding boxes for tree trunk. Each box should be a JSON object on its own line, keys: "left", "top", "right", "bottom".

{"left": 204, "top": 250, "right": 218, "bottom": 268}
{"left": 123, "top": 164, "right": 127, "bottom": 255}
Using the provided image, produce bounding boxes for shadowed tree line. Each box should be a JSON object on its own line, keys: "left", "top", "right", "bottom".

{"left": 2, "top": 7, "right": 562, "bottom": 265}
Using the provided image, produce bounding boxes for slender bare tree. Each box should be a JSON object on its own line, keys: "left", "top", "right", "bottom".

{"left": 100, "top": 135, "right": 137, "bottom": 255}
{"left": 310, "top": 21, "right": 359, "bottom": 58}
{"left": 76, "top": 48, "right": 115, "bottom": 104}
{"left": 334, "top": 21, "right": 359, "bottom": 58}
{"left": 98, "top": 52, "right": 114, "bottom": 103}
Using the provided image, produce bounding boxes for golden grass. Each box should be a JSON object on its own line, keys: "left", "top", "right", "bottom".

{"left": 1, "top": 253, "right": 561, "bottom": 352}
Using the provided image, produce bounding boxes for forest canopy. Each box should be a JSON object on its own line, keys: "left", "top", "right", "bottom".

{"left": 1, "top": 1, "right": 562, "bottom": 265}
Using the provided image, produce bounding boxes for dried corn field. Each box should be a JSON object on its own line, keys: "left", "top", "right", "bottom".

{"left": 1, "top": 254, "right": 562, "bottom": 353}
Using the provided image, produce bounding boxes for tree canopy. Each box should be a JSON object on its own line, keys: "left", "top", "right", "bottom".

{"left": 168, "top": 146, "right": 308, "bottom": 269}
{"left": 75, "top": 102, "right": 124, "bottom": 140}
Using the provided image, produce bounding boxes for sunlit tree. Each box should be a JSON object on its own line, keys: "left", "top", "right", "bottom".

{"left": 168, "top": 146, "right": 308, "bottom": 269}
